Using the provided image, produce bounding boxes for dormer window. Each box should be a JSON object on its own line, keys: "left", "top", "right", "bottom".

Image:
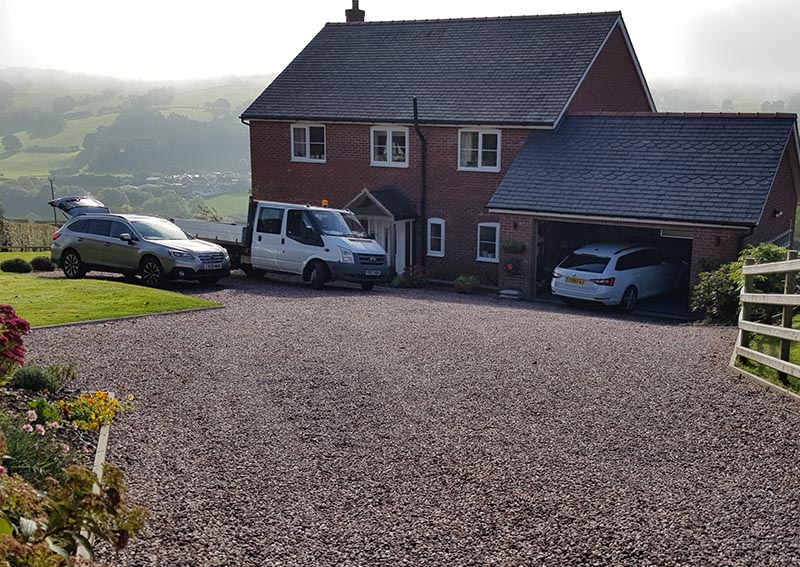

{"left": 458, "top": 129, "right": 500, "bottom": 172}
{"left": 291, "top": 124, "right": 326, "bottom": 162}
{"left": 371, "top": 126, "right": 408, "bottom": 167}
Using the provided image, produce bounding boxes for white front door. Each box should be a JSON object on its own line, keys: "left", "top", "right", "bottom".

{"left": 360, "top": 217, "right": 410, "bottom": 273}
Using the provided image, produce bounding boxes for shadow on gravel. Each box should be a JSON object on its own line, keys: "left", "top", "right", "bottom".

{"left": 181, "top": 271, "right": 691, "bottom": 328}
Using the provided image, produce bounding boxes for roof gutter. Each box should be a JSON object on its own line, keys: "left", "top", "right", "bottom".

{"left": 413, "top": 97, "right": 428, "bottom": 269}
{"left": 487, "top": 208, "right": 752, "bottom": 231}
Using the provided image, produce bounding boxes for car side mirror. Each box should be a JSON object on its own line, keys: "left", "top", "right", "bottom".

{"left": 120, "top": 233, "right": 135, "bottom": 244}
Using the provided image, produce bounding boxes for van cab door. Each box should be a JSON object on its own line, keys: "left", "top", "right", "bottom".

{"left": 251, "top": 205, "right": 285, "bottom": 270}
{"left": 281, "top": 209, "right": 323, "bottom": 274}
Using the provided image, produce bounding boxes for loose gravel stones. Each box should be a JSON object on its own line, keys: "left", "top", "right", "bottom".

{"left": 25, "top": 274, "right": 800, "bottom": 566}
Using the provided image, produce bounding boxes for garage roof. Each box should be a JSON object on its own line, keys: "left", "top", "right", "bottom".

{"left": 241, "top": 13, "right": 623, "bottom": 126}
{"left": 488, "top": 113, "right": 799, "bottom": 226}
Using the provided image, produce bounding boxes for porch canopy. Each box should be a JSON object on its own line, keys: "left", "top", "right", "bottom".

{"left": 345, "top": 186, "right": 417, "bottom": 221}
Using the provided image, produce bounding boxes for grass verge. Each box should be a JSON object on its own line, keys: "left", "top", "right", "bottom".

{"left": 736, "top": 315, "right": 800, "bottom": 393}
{"left": 0, "top": 252, "right": 220, "bottom": 327}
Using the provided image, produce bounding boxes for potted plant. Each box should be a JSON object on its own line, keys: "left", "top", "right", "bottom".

{"left": 454, "top": 274, "right": 481, "bottom": 294}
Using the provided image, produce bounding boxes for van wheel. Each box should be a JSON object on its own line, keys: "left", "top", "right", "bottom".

{"left": 361, "top": 283, "right": 374, "bottom": 291}
{"left": 309, "top": 262, "right": 328, "bottom": 290}
{"left": 62, "top": 250, "right": 85, "bottom": 279}
{"left": 620, "top": 286, "right": 638, "bottom": 313}
{"left": 140, "top": 257, "right": 166, "bottom": 287}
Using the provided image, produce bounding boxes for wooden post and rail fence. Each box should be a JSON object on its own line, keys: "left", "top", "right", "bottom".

{"left": 731, "top": 250, "right": 800, "bottom": 399}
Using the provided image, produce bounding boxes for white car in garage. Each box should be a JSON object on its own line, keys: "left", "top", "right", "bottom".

{"left": 551, "top": 243, "right": 687, "bottom": 311}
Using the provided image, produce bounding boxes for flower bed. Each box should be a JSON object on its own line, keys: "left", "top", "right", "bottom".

{"left": 0, "top": 303, "right": 147, "bottom": 565}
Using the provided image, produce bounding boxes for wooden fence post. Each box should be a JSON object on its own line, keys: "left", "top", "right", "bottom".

{"left": 778, "top": 250, "right": 798, "bottom": 385}
{"left": 740, "top": 257, "right": 755, "bottom": 351}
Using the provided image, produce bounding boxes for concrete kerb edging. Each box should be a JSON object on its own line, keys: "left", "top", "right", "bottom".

{"left": 76, "top": 393, "right": 114, "bottom": 559}
{"left": 730, "top": 365, "right": 800, "bottom": 403}
{"left": 31, "top": 305, "right": 224, "bottom": 331}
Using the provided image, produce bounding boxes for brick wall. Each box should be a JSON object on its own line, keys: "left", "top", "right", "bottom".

{"left": 566, "top": 25, "right": 652, "bottom": 114}
{"left": 744, "top": 148, "right": 797, "bottom": 246}
{"left": 250, "top": 120, "right": 533, "bottom": 282}
{"left": 689, "top": 227, "right": 742, "bottom": 286}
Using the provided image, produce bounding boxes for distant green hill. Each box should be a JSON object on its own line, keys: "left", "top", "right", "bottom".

{"left": 0, "top": 69, "right": 273, "bottom": 179}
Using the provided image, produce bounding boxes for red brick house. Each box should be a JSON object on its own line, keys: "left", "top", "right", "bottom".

{"left": 241, "top": 4, "right": 800, "bottom": 298}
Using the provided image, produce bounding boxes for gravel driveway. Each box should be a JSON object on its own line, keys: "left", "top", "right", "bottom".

{"left": 26, "top": 274, "right": 800, "bottom": 566}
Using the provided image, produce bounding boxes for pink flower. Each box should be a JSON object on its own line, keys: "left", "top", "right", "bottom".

{"left": 35, "top": 424, "right": 45, "bottom": 435}
{"left": 22, "top": 424, "right": 33, "bottom": 433}
{"left": 81, "top": 445, "right": 89, "bottom": 454}
{"left": 26, "top": 410, "right": 37, "bottom": 422}
{"left": 0, "top": 465, "right": 6, "bottom": 475}
{"left": 46, "top": 421, "right": 60, "bottom": 430}
{"left": 60, "top": 443, "right": 70, "bottom": 453}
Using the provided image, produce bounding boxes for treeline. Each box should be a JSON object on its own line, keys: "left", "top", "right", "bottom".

{"left": 0, "top": 178, "right": 207, "bottom": 222}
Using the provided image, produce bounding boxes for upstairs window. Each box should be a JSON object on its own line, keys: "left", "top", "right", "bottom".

{"left": 427, "top": 218, "right": 445, "bottom": 257}
{"left": 458, "top": 129, "right": 500, "bottom": 172}
{"left": 371, "top": 126, "right": 408, "bottom": 167}
{"left": 291, "top": 124, "right": 326, "bottom": 162}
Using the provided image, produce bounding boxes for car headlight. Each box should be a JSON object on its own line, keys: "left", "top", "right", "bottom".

{"left": 339, "top": 247, "right": 355, "bottom": 264}
{"left": 168, "top": 250, "right": 196, "bottom": 259}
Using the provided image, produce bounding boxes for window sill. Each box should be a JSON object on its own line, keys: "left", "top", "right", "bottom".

{"left": 291, "top": 157, "right": 326, "bottom": 164}
{"left": 477, "top": 257, "right": 499, "bottom": 263}
{"left": 458, "top": 166, "right": 501, "bottom": 173}
{"left": 427, "top": 251, "right": 445, "bottom": 258}
{"left": 370, "top": 160, "right": 409, "bottom": 169}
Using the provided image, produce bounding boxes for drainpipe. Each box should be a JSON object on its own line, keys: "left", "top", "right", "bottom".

{"left": 413, "top": 97, "right": 428, "bottom": 270}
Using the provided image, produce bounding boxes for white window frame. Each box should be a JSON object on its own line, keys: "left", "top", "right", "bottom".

{"left": 458, "top": 129, "right": 501, "bottom": 172}
{"left": 476, "top": 222, "right": 500, "bottom": 263}
{"left": 291, "top": 123, "right": 326, "bottom": 163}
{"left": 427, "top": 218, "right": 445, "bottom": 257}
{"left": 370, "top": 126, "right": 409, "bottom": 168}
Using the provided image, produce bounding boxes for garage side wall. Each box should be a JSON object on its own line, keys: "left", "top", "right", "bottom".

{"left": 744, "top": 149, "right": 798, "bottom": 247}
{"left": 690, "top": 228, "right": 741, "bottom": 286}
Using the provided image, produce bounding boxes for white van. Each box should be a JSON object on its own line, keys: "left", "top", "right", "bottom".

{"left": 176, "top": 200, "right": 391, "bottom": 290}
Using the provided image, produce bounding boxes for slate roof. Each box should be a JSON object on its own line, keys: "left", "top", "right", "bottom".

{"left": 488, "top": 113, "right": 798, "bottom": 226}
{"left": 242, "top": 13, "right": 621, "bottom": 126}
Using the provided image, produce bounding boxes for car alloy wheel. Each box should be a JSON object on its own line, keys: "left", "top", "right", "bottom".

{"left": 141, "top": 259, "right": 164, "bottom": 287}
{"left": 62, "top": 251, "right": 83, "bottom": 279}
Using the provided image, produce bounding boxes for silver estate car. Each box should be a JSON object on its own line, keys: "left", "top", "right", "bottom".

{"left": 50, "top": 200, "right": 230, "bottom": 286}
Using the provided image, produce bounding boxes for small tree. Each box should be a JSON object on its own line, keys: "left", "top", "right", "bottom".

{"left": 1, "top": 134, "right": 21, "bottom": 153}
{"left": 0, "top": 304, "right": 30, "bottom": 381}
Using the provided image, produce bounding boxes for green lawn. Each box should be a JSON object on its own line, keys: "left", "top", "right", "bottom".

{"left": 18, "top": 113, "right": 118, "bottom": 147}
{"left": 0, "top": 252, "right": 219, "bottom": 327}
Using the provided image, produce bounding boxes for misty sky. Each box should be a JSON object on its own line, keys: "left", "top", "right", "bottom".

{"left": 0, "top": 0, "right": 798, "bottom": 86}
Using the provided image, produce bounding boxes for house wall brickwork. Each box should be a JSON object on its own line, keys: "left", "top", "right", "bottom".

{"left": 566, "top": 25, "right": 652, "bottom": 114}
{"left": 744, "top": 149, "right": 797, "bottom": 247}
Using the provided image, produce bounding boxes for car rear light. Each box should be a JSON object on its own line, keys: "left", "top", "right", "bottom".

{"left": 52, "top": 231, "right": 61, "bottom": 241}
{"left": 552, "top": 270, "right": 562, "bottom": 278}
{"left": 591, "top": 277, "right": 615, "bottom": 286}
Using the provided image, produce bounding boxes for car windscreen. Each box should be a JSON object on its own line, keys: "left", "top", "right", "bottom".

{"left": 310, "top": 211, "right": 368, "bottom": 238}
{"left": 559, "top": 253, "right": 611, "bottom": 274}
{"left": 131, "top": 218, "right": 189, "bottom": 241}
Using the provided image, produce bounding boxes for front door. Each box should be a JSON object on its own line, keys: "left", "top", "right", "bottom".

{"left": 360, "top": 217, "right": 410, "bottom": 273}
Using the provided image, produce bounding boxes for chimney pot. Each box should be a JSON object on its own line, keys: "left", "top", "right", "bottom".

{"left": 346, "top": 0, "right": 365, "bottom": 23}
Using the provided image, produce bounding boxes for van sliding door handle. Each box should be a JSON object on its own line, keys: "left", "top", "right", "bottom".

{"left": 257, "top": 235, "right": 262, "bottom": 242}
{"left": 281, "top": 238, "right": 285, "bottom": 245}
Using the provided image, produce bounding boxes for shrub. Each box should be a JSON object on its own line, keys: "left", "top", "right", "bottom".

{"left": 26, "top": 398, "right": 62, "bottom": 425}
{"left": 7, "top": 365, "right": 59, "bottom": 392}
{"left": 30, "top": 255, "right": 55, "bottom": 271}
{"left": 60, "top": 390, "right": 127, "bottom": 431}
{"left": 0, "top": 304, "right": 29, "bottom": 382}
{"left": 0, "top": 410, "right": 75, "bottom": 488}
{"left": 500, "top": 239, "right": 527, "bottom": 254}
{"left": 0, "top": 463, "right": 148, "bottom": 564}
{"left": 454, "top": 274, "right": 481, "bottom": 294}
{"left": 0, "top": 258, "right": 32, "bottom": 273}
{"left": 691, "top": 243, "right": 788, "bottom": 323}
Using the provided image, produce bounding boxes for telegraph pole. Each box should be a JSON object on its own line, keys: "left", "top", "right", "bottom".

{"left": 49, "top": 177, "right": 58, "bottom": 225}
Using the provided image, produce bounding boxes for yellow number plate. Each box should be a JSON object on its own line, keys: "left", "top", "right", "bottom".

{"left": 566, "top": 277, "right": 585, "bottom": 285}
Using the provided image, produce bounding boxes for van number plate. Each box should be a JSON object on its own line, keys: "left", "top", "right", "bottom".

{"left": 365, "top": 270, "right": 382, "bottom": 276}
{"left": 203, "top": 263, "right": 223, "bottom": 270}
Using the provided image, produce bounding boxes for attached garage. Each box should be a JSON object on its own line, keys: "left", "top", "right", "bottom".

{"left": 488, "top": 113, "right": 800, "bottom": 314}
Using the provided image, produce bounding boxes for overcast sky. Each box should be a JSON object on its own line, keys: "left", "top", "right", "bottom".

{"left": 0, "top": 0, "right": 797, "bottom": 86}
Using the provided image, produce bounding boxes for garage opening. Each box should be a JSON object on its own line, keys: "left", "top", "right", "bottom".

{"left": 535, "top": 221, "right": 693, "bottom": 318}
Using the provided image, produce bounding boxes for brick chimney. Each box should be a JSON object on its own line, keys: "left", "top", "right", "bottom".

{"left": 346, "top": 0, "right": 365, "bottom": 22}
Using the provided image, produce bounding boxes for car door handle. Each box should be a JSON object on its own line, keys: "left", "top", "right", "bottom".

{"left": 104, "top": 243, "right": 111, "bottom": 247}
{"left": 257, "top": 235, "right": 262, "bottom": 242}
{"left": 77, "top": 237, "right": 83, "bottom": 242}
